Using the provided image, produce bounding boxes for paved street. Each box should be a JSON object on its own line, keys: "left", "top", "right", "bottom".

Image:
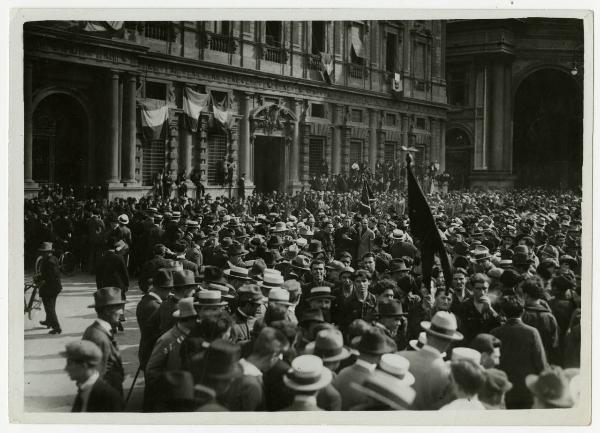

{"left": 24, "top": 273, "right": 145, "bottom": 412}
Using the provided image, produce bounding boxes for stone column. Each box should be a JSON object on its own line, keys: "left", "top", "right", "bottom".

{"left": 179, "top": 114, "right": 193, "bottom": 177}
{"left": 238, "top": 92, "right": 253, "bottom": 184}
{"left": 369, "top": 109, "right": 378, "bottom": 171}
{"left": 24, "top": 60, "right": 37, "bottom": 187}
{"left": 439, "top": 119, "right": 446, "bottom": 172}
{"left": 332, "top": 104, "right": 343, "bottom": 174}
{"left": 121, "top": 74, "right": 137, "bottom": 183}
{"left": 490, "top": 59, "right": 504, "bottom": 172}
{"left": 503, "top": 61, "right": 513, "bottom": 172}
{"left": 106, "top": 70, "right": 120, "bottom": 184}
{"left": 289, "top": 99, "right": 303, "bottom": 190}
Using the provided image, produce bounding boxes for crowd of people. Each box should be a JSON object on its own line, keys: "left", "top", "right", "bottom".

{"left": 27, "top": 182, "right": 583, "bottom": 412}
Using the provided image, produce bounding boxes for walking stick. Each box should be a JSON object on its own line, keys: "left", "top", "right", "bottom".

{"left": 125, "top": 366, "right": 141, "bottom": 407}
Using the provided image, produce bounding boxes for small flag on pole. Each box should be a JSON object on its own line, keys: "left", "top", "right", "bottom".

{"left": 360, "top": 179, "right": 375, "bottom": 215}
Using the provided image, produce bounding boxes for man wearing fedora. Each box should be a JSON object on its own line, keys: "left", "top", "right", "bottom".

{"left": 95, "top": 239, "right": 130, "bottom": 331}
{"left": 305, "top": 328, "right": 349, "bottom": 411}
{"left": 145, "top": 297, "right": 199, "bottom": 408}
{"left": 280, "top": 355, "right": 333, "bottom": 411}
{"left": 82, "top": 287, "right": 126, "bottom": 395}
{"left": 158, "top": 269, "right": 199, "bottom": 335}
{"left": 230, "top": 284, "right": 267, "bottom": 345}
{"left": 138, "top": 244, "right": 174, "bottom": 294}
{"left": 333, "top": 327, "right": 394, "bottom": 410}
{"left": 305, "top": 286, "right": 337, "bottom": 324}
{"left": 62, "top": 340, "right": 124, "bottom": 412}
{"left": 398, "top": 311, "right": 463, "bottom": 410}
{"left": 193, "top": 339, "right": 242, "bottom": 411}
{"left": 373, "top": 299, "right": 408, "bottom": 350}
{"left": 37, "top": 242, "right": 63, "bottom": 334}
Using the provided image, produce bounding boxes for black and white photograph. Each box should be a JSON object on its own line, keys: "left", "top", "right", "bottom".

{"left": 7, "top": 5, "right": 595, "bottom": 427}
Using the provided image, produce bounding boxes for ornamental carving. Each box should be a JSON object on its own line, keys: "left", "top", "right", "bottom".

{"left": 249, "top": 103, "right": 297, "bottom": 136}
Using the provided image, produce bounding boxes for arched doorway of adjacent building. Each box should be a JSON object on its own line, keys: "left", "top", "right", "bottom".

{"left": 32, "top": 93, "right": 87, "bottom": 186}
{"left": 445, "top": 127, "right": 472, "bottom": 190}
{"left": 513, "top": 68, "right": 583, "bottom": 189}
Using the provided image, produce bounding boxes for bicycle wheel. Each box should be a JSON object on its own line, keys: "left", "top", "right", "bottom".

{"left": 28, "top": 298, "right": 43, "bottom": 321}
{"left": 34, "top": 255, "right": 43, "bottom": 275}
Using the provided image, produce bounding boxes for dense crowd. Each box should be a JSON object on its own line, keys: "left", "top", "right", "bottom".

{"left": 28, "top": 184, "right": 582, "bottom": 412}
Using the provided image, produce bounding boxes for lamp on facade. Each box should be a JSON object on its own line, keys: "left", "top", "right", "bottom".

{"left": 570, "top": 65, "right": 578, "bottom": 76}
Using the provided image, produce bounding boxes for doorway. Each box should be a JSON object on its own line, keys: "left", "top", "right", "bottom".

{"left": 254, "top": 136, "right": 285, "bottom": 194}
{"left": 445, "top": 128, "right": 472, "bottom": 190}
{"left": 32, "top": 93, "right": 87, "bottom": 186}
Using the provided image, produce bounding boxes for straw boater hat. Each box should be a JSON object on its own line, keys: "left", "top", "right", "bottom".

{"left": 206, "top": 282, "right": 235, "bottom": 300}
{"left": 260, "top": 273, "right": 285, "bottom": 290}
{"left": 283, "top": 355, "right": 332, "bottom": 392}
{"left": 271, "top": 221, "right": 288, "bottom": 233}
{"left": 172, "top": 297, "right": 199, "bottom": 318}
{"left": 389, "top": 229, "right": 407, "bottom": 241}
{"left": 306, "top": 286, "right": 336, "bottom": 302}
{"left": 305, "top": 329, "right": 351, "bottom": 363}
{"left": 267, "top": 287, "right": 293, "bottom": 306}
{"left": 449, "top": 347, "right": 482, "bottom": 365}
{"left": 409, "top": 331, "right": 428, "bottom": 351}
{"left": 350, "top": 370, "right": 416, "bottom": 410}
{"left": 470, "top": 245, "right": 493, "bottom": 262}
{"left": 421, "top": 311, "right": 464, "bottom": 341}
{"left": 379, "top": 354, "right": 415, "bottom": 387}
{"left": 224, "top": 265, "right": 253, "bottom": 281}
{"left": 195, "top": 290, "right": 228, "bottom": 307}
{"left": 117, "top": 214, "right": 129, "bottom": 225}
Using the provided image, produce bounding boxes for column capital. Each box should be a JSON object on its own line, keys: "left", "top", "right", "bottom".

{"left": 109, "top": 69, "right": 121, "bottom": 79}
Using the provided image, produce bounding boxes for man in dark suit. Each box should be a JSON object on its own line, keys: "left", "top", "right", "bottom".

{"left": 172, "top": 241, "right": 200, "bottom": 278}
{"left": 82, "top": 287, "right": 126, "bottom": 395}
{"left": 37, "top": 242, "right": 63, "bottom": 334}
{"left": 138, "top": 244, "right": 173, "bottom": 294}
{"left": 62, "top": 340, "right": 123, "bottom": 412}
{"left": 96, "top": 240, "right": 130, "bottom": 331}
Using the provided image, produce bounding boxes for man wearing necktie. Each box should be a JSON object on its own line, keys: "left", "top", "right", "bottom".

{"left": 62, "top": 340, "right": 123, "bottom": 412}
{"left": 82, "top": 287, "right": 126, "bottom": 396}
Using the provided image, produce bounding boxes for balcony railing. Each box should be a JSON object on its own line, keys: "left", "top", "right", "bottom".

{"left": 350, "top": 63, "right": 365, "bottom": 79}
{"left": 145, "top": 22, "right": 170, "bottom": 41}
{"left": 308, "top": 54, "right": 321, "bottom": 71}
{"left": 208, "top": 33, "right": 237, "bottom": 53}
{"left": 264, "top": 45, "right": 286, "bottom": 63}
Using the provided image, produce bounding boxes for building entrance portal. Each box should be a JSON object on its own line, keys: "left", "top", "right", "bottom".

{"left": 253, "top": 136, "right": 285, "bottom": 194}
{"left": 32, "top": 94, "right": 87, "bottom": 186}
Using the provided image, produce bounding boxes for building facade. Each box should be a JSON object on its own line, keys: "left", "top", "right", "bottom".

{"left": 23, "top": 20, "right": 449, "bottom": 198}
{"left": 445, "top": 18, "right": 584, "bottom": 190}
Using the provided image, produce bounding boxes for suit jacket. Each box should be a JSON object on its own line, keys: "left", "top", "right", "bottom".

{"left": 263, "top": 359, "right": 294, "bottom": 411}
{"left": 82, "top": 322, "right": 124, "bottom": 395}
{"left": 136, "top": 293, "right": 162, "bottom": 369}
{"left": 398, "top": 346, "right": 453, "bottom": 410}
{"left": 332, "top": 361, "right": 375, "bottom": 410}
{"left": 316, "top": 377, "right": 342, "bottom": 411}
{"left": 458, "top": 299, "right": 503, "bottom": 345}
{"left": 73, "top": 377, "right": 124, "bottom": 412}
{"left": 138, "top": 255, "right": 173, "bottom": 293}
{"left": 39, "top": 255, "right": 62, "bottom": 297}
{"left": 158, "top": 295, "right": 180, "bottom": 336}
{"left": 491, "top": 318, "right": 547, "bottom": 409}
{"left": 95, "top": 251, "right": 129, "bottom": 292}
{"left": 355, "top": 227, "right": 375, "bottom": 260}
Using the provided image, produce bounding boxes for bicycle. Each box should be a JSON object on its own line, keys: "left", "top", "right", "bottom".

{"left": 24, "top": 281, "right": 43, "bottom": 321}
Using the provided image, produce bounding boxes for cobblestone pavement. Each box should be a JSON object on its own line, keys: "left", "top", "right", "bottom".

{"left": 24, "top": 273, "right": 144, "bottom": 412}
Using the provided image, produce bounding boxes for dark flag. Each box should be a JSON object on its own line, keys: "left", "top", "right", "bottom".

{"left": 405, "top": 153, "right": 453, "bottom": 290}
{"left": 360, "top": 179, "right": 375, "bottom": 215}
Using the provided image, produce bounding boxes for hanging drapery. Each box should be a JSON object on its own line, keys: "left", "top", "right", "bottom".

{"left": 351, "top": 26, "right": 365, "bottom": 58}
{"left": 81, "top": 21, "right": 124, "bottom": 33}
{"left": 320, "top": 52, "right": 334, "bottom": 84}
{"left": 211, "top": 91, "right": 234, "bottom": 130}
{"left": 140, "top": 104, "right": 169, "bottom": 140}
{"left": 183, "top": 88, "right": 210, "bottom": 132}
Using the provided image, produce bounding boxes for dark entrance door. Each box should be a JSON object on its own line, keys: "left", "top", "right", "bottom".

{"left": 513, "top": 69, "right": 583, "bottom": 189}
{"left": 254, "top": 136, "right": 284, "bottom": 194}
{"left": 445, "top": 128, "right": 472, "bottom": 190}
{"left": 32, "top": 94, "right": 87, "bottom": 186}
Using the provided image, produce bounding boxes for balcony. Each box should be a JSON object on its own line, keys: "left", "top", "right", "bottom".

{"left": 207, "top": 33, "right": 236, "bottom": 54}
{"left": 350, "top": 63, "right": 366, "bottom": 79}
{"left": 308, "top": 54, "right": 321, "bottom": 71}
{"left": 264, "top": 45, "right": 287, "bottom": 64}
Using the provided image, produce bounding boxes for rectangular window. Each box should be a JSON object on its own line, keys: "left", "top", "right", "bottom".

{"left": 145, "top": 81, "right": 167, "bottom": 100}
{"left": 142, "top": 140, "right": 166, "bottom": 186}
{"left": 385, "top": 113, "right": 397, "bottom": 127}
{"left": 265, "top": 21, "right": 282, "bottom": 46}
{"left": 311, "top": 103, "right": 325, "bottom": 118}
{"left": 207, "top": 133, "right": 228, "bottom": 185}
{"left": 217, "top": 21, "right": 230, "bottom": 36}
{"left": 309, "top": 137, "right": 325, "bottom": 178}
{"left": 350, "top": 109, "right": 363, "bottom": 123}
{"left": 416, "top": 117, "right": 426, "bottom": 130}
{"left": 385, "top": 32, "right": 397, "bottom": 73}
{"left": 447, "top": 65, "right": 469, "bottom": 106}
{"left": 349, "top": 139, "right": 363, "bottom": 165}
{"left": 384, "top": 141, "right": 397, "bottom": 162}
{"left": 312, "top": 21, "right": 326, "bottom": 54}
{"left": 413, "top": 144, "right": 425, "bottom": 168}
{"left": 145, "top": 22, "right": 170, "bottom": 41}
{"left": 414, "top": 42, "right": 426, "bottom": 79}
